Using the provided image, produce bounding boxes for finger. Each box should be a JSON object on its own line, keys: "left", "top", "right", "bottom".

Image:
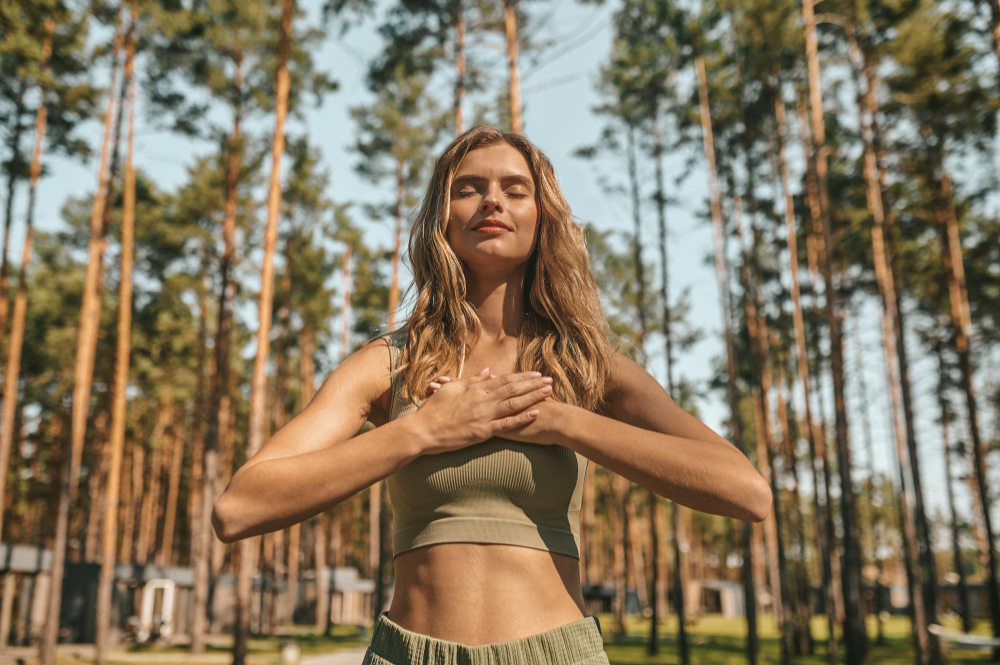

{"left": 429, "top": 382, "right": 441, "bottom": 390}
{"left": 492, "top": 407, "right": 540, "bottom": 434}
{"left": 484, "top": 370, "right": 544, "bottom": 392}
{"left": 488, "top": 376, "right": 553, "bottom": 401}
{"left": 471, "top": 366, "right": 491, "bottom": 381}
{"left": 491, "top": 385, "right": 552, "bottom": 418}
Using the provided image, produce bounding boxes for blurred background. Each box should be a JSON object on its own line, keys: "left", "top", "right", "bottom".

{"left": 1, "top": 0, "right": 999, "bottom": 662}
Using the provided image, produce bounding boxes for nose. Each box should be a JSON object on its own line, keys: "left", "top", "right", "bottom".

{"left": 480, "top": 183, "right": 503, "bottom": 213}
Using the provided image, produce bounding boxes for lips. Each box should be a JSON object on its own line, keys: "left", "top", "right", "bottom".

{"left": 473, "top": 219, "right": 512, "bottom": 231}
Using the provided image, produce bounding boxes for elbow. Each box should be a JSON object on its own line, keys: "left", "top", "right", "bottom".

{"left": 212, "top": 493, "right": 240, "bottom": 544}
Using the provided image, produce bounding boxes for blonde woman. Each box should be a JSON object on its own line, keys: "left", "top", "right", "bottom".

{"left": 212, "top": 125, "right": 771, "bottom": 664}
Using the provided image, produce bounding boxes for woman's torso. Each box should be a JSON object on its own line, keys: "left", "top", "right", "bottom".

{"left": 369, "top": 336, "right": 587, "bottom": 645}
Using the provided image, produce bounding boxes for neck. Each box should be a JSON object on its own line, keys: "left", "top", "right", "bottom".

{"left": 465, "top": 262, "right": 529, "bottom": 343}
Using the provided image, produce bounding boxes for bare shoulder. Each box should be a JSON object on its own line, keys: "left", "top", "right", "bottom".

{"left": 234, "top": 333, "right": 395, "bottom": 476}
{"left": 596, "top": 351, "right": 675, "bottom": 421}
{"left": 597, "top": 350, "right": 732, "bottom": 448}
{"left": 314, "top": 334, "right": 394, "bottom": 426}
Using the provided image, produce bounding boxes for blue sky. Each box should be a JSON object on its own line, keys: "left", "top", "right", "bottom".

{"left": 13, "top": 0, "right": 1000, "bottom": 529}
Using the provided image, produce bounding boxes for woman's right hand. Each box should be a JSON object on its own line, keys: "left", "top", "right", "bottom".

{"left": 411, "top": 368, "right": 554, "bottom": 455}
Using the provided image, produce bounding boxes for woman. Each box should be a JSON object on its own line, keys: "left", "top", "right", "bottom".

{"left": 212, "top": 125, "right": 771, "bottom": 664}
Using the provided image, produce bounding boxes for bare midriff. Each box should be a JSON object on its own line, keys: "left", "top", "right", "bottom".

{"left": 386, "top": 542, "right": 587, "bottom": 645}
{"left": 376, "top": 339, "right": 587, "bottom": 644}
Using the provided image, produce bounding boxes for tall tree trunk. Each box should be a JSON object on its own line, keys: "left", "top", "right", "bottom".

{"left": 773, "top": 90, "right": 832, "bottom": 662}
{"left": 850, "top": 34, "right": 942, "bottom": 657}
{"left": 188, "top": 256, "right": 210, "bottom": 569}
{"left": 695, "top": 52, "right": 758, "bottom": 665}
{"left": 454, "top": 5, "right": 465, "bottom": 135}
{"left": 0, "top": 83, "right": 27, "bottom": 377}
{"left": 371, "top": 157, "right": 406, "bottom": 622}
{"left": 0, "top": 18, "right": 51, "bottom": 653}
{"left": 848, "top": 311, "right": 886, "bottom": 647}
{"left": 502, "top": 0, "right": 522, "bottom": 133}
{"left": 933, "top": 143, "right": 999, "bottom": 654}
{"left": 652, "top": 119, "right": 688, "bottom": 663}
{"left": 192, "top": 47, "right": 244, "bottom": 655}
{"left": 138, "top": 422, "right": 166, "bottom": 565}
{"left": 624, "top": 494, "right": 648, "bottom": 612}
{"left": 0, "top": 18, "right": 52, "bottom": 544}
{"left": 123, "top": 424, "right": 143, "bottom": 563}
{"left": 608, "top": 473, "right": 629, "bottom": 639}
{"left": 800, "top": 2, "right": 867, "bottom": 659}
{"left": 935, "top": 342, "right": 972, "bottom": 633}
{"left": 624, "top": 122, "right": 658, "bottom": 652}
{"left": 95, "top": 8, "right": 136, "bottom": 657}
{"left": 794, "top": 90, "right": 842, "bottom": 661}
{"left": 774, "top": 358, "right": 813, "bottom": 655}
{"left": 85, "top": 426, "right": 109, "bottom": 562}
{"left": 159, "top": 405, "right": 184, "bottom": 567}
{"left": 734, "top": 194, "right": 791, "bottom": 665}
{"left": 40, "top": 17, "right": 124, "bottom": 665}
{"left": 297, "top": 329, "right": 327, "bottom": 631}
{"left": 234, "top": 1, "right": 293, "bottom": 660}
{"left": 313, "top": 512, "right": 329, "bottom": 632}
{"left": 268, "top": 238, "right": 293, "bottom": 631}
{"left": 982, "top": 0, "right": 1000, "bottom": 74}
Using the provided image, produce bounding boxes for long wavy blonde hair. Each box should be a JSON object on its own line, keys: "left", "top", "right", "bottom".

{"left": 373, "top": 124, "right": 619, "bottom": 412}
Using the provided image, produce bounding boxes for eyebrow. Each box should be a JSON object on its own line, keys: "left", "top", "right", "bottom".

{"left": 452, "top": 174, "right": 534, "bottom": 189}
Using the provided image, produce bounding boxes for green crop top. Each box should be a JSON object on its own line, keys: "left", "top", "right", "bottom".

{"left": 375, "top": 329, "right": 588, "bottom": 560}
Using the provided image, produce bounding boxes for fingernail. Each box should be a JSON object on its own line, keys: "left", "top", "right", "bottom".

{"left": 530, "top": 371, "right": 542, "bottom": 377}
{"left": 541, "top": 377, "right": 552, "bottom": 383}
{"left": 480, "top": 367, "right": 489, "bottom": 375}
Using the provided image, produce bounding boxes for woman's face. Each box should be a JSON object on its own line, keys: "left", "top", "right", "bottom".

{"left": 446, "top": 143, "right": 540, "bottom": 274}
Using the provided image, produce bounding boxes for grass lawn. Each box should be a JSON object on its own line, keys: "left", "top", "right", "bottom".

{"left": 34, "top": 614, "right": 998, "bottom": 664}
{"left": 599, "top": 613, "right": 998, "bottom": 664}
{"left": 40, "top": 623, "right": 372, "bottom": 664}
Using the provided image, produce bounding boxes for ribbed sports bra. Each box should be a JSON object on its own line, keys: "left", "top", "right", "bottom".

{"left": 377, "top": 329, "right": 589, "bottom": 560}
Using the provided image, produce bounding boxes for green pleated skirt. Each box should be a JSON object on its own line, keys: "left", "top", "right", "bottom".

{"left": 361, "top": 610, "right": 610, "bottom": 665}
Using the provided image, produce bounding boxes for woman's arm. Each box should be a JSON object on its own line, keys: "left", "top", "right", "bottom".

{"left": 211, "top": 338, "right": 423, "bottom": 543}
{"left": 552, "top": 353, "right": 771, "bottom": 522}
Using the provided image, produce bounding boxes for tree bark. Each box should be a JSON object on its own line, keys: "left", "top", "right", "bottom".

{"left": 847, "top": 33, "right": 942, "bottom": 662}
{"left": 935, "top": 343, "right": 972, "bottom": 633}
{"left": 0, "top": 83, "right": 27, "bottom": 379}
{"left": 933, "top": 144, "right": 999, "bottom": 654}
{"left": 454, "top": 6, "right": 465, "bottom": 135}
{"left": 801, "top": 2, "right": 867, "bottom": 658}
{"left": 502, "top": 0, "right": 522, "bottom": 133}
{"left": 0, "top": 18, "right": 52, "bottom": 544}
{"left": 982, "top": 0, "right": 1000, "bottom": 74}
{"left": 95, "top": 8, "right": 136, "bottom": 657}
{"left": 192, "top": 47, "right": 244, "bottom": 655}
{"left": 774, "top": 91, "right": 832, "bottom": 660}
{"left": 40, "top": 16, "right": 124, "bottom": 665}
{"left": 695, "top": 52, "right": 758, "bottom": 665}
{"left": 234, "top": 0, "right": 294, "bottom": 660}
{"left": 159, "top": 405, "right": 185, "bottom": 567}
{"left": 734, "top": 193, "right": 791, "bottom": 665}
{"left": 608, "top": 473, "right": 629, "bottom": 639}
{"left": 651, "top": 119, "right": 687, "bottom": 663}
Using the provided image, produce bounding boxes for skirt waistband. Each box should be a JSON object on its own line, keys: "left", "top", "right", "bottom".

{"left": 367, "top": 611, "right": 606, "bottom": 664}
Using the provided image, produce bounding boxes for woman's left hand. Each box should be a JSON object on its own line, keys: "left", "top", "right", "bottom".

{"left": 427, "top": 375, "right": 566, "bottom": 445}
